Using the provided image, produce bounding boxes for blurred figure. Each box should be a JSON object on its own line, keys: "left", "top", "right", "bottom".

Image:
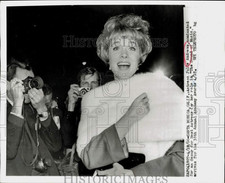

{"left": 42, "top": 84, "right": 64, "bottom": 161}
{"left": 43, "top": 84, "right": 62, "bottom": 129}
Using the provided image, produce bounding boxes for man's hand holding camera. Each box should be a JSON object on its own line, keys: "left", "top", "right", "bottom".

{"left": 9, "top": 78, "right": 25, "bottom": 116}
{"left": 9, "top": 77, "right": 48, "bottom": 118}
{"left": 28, "top": 88, "right": 47, "bottom": 115}
{"left": 67, "top": 84, "right": 80, "bottom": 112}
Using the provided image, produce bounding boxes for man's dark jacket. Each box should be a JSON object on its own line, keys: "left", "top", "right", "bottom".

{"left": 7, "top": 101, "right": 62, "bottom": 175}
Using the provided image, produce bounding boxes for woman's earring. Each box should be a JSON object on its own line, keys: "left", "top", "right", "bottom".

{"left": 138, "top": 60, "right": 143, "bottom": 68}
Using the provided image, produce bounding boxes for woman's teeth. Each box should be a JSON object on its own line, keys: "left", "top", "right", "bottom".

{"left": 118, "top": 63, "right": 130, "bottom": 70}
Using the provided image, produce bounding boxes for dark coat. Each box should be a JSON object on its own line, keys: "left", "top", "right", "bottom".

{"left": 78, "top": 124, "right": 184, "bottom": 176}
{"left": 61, "top": 99, "right": 81, "bottom": 148}
{"left": 7, "top": 101, "right": 62, "bottom": 175}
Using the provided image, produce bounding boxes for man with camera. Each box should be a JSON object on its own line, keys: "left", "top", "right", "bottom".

{"left": 62, "top": 67, "right": 101, "bottom": 151}
{"left": 7, "top": 57, "right": 62, "bottom": 175}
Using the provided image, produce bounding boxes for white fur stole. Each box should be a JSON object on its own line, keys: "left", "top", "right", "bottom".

{"left": 77, "top": 72, "right": 185, "bottom": 161}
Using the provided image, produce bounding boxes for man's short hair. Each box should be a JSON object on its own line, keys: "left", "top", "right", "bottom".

{"left": 7, "top": 57, "right": 32, "bottom": 81}
{"left": 42, "top": 84, "right": 53, "bottom": 96}
{"left": 77, "top": 67, "right": 101, "bottom": 85}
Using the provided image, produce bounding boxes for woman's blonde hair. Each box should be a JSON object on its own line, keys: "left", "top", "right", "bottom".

{"left": 96, "top": 14, "right": 152, "bottom": 64}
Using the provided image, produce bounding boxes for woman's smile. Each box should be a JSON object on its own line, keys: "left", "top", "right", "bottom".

{"left": 117, "top": 62, "right": 131, "bottom": 70}
{"left": 108, "top": 35, "right": 142, "bottom": 80}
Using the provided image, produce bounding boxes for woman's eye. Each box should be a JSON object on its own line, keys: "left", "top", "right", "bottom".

{"left": 112, "top": 46, "right": 119, "bottom": 51}
{"left": 129, "top": 47, "right": 136, "bottom": 51}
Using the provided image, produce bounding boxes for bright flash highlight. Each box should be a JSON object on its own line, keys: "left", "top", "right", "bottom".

{"left": 154, "top": 69, "right": 165, "bottom": 77}
{"left": 82, "top": 61, "right": 87, "bottom": 66}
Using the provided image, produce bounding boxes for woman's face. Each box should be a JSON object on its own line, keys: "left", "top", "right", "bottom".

{"left": 108, "top": 34, "right": 143, "bottom": 80}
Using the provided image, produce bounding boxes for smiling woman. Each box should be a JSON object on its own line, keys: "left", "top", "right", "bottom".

{"left": 108, "top": 36, "right": 141, "bottom": 80}
{"left": 77, "top": 14, "right": 184, "bottom": 176}
{"left": 96, "top": 14, "right": 152, "bottom": 80}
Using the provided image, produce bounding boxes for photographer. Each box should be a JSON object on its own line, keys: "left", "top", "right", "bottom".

{"left": 42, "top": 84, "right": 64, "bottom": 161}
{"left": 43, "top": 84, "right": 62, "bottom": 130}
{"left": 61, "top": 67, "right": 101, "bottom": 150}
{"left": 7, "top": 57, "right": 62, "bottom": 175}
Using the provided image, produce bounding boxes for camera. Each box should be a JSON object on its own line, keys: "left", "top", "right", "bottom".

{"left": 78, "top": 87, "right": 90, "bottom": 98}
{"left": 33, "top": 156, "right": 52, "bottom": 173}
{"left": 22, "top": 76, "right": 44, "bottom": 94}
{"left": 206, "top": 71, "right": 224, "bottom": 98}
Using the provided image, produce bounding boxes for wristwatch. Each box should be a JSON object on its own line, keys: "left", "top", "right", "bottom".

{"left": 38, "top": 111, "right": 49, "bottom": 118}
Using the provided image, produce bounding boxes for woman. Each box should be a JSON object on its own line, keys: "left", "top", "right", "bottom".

{"left": 77, "top": 14, "right": 184, "bottom": 176}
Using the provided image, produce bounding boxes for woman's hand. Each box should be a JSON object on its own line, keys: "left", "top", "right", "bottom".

{"left": 115, "top": 93, "right": 150, "bottom": 140}
{"left": 125, "top": 92, "right": 150, "bottom": 120}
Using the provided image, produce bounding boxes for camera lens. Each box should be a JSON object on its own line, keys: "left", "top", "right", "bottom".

{"left": 30, "top": 76, "right": 44, "bottom": 89}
